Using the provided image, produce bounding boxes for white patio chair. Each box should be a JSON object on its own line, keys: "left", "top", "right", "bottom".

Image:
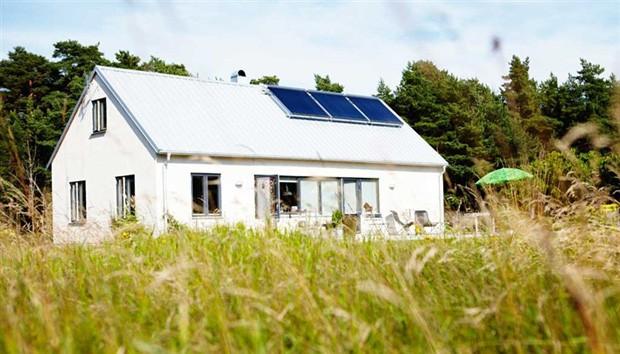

{"left": 387, "top": 210, "right": 415, "bottom": 236}
{"left": 414, "top": 210, "right": 443, "bottom": 234}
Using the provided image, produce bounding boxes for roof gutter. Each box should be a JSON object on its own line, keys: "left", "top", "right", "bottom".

{"left": 157, "top": 150, "right": 448, "bottom": 169}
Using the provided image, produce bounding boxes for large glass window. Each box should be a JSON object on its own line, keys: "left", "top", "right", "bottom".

{"left": 69, "top": 181, "right": 86, "bottom": 223}
{"left": 320, "top": 180, "right": 340, "bottom": 215}
{"left": 361, "top": 180, "right": 379, "bottom": 215}
{"left": 116, "top": 175, "right": 135, "bottom": 218}
{"left": 192, "top": 174, "right": 221, "bottom": 215}
{"left": 300, "top": 179, "right": 320, "bottom": 213}
{"left": 254, "top": 176, "right": 378, "bottom": 218}
{"left": 343, "top": 180, "right": 358, "bottom": 214}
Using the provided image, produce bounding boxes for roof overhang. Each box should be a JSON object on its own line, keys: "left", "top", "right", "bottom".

{"left": 155, "top": 150, "right": 448, "bottom": 169}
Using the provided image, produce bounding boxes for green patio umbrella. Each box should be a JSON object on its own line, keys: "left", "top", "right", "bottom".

{"left": 475, "top": 168, "right": 533, "bottom": 186}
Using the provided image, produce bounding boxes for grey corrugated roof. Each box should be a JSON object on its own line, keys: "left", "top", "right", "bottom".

{"left": 90, "top": 66, "right": 447, "bottom": 166}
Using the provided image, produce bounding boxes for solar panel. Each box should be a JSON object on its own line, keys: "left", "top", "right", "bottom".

{"left": 268, "top": 86, "right": 329, "bottom": 118}
{"left": 347, "top": 96, "right": 403, "bottom": 126}
{"left": 309, "top": 91, "right": 368, "bottom": 122}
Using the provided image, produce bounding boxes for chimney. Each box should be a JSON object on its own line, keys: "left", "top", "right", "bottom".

{"left": 230, "top": 69, "right": 248, "bottom": 84}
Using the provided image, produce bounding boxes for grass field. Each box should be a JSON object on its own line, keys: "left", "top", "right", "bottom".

{"left": 1, "top": 210, "right": 619, "bottom": 353}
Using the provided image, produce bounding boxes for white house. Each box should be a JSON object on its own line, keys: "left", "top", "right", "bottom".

{"left": 49, "top": 66, "right": 447, "bottom": 243}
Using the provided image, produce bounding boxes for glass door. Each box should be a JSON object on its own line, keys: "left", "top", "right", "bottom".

{"left": 255, "top": 176, "right": 277, "bottom": 220}
{"left": 342, "top": 179, "right": 359, "bottom": 215}
{"left": 342, "top": 179, "right": 360, "bottom": 232}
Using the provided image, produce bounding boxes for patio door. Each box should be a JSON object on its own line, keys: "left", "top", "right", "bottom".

{"left": 255, "top": 176, "right": 277, "bottom": 220}
{"left": 342, "top": 179, "right": 360, "bottom": 231}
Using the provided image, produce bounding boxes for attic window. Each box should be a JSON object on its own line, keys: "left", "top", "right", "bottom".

{"left": 92, "top": 98, "right": 106, "bottom": 134}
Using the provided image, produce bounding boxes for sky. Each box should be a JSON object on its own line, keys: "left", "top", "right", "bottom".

{"left": 1, "top": 0, "right": 619, "bottom": 95}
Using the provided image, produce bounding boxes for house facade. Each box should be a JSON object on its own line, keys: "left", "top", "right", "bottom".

{"left": 49, "top": 66, "right": 447, "bottom": 243}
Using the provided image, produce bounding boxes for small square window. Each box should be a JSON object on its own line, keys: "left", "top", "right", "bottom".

{"left": 192, "top": 174, "right": 221, "bottom": 216}
{"left": 92, "top": 98, "right": 107, "bottom": 133}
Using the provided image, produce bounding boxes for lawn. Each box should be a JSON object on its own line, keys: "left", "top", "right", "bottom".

{"left": 0, "top": 217, "right": 619, "bottom": 353}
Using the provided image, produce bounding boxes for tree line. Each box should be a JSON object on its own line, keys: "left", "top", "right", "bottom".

{"left": 1, "top": 40, "right": 618, "bottom": 214}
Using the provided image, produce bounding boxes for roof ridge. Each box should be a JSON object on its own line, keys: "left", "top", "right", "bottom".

{"left": 95, "top": 65, "right": 261, "bottom": 89}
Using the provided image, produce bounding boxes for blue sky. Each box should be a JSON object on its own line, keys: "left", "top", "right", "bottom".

{"left": 1, "top": 0, "right": 619, "bottom": 94}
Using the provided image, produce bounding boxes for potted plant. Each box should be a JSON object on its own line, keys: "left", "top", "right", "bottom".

{"left": 330, "top": 210, "right": 344, "bottom": 237}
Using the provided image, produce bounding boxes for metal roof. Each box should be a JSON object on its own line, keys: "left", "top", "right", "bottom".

{"left": 79, "top": 66, "right": 448, "bottom": 166}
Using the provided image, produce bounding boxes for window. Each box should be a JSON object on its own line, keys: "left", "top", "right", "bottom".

{"left": 343, "top": 178, "right": 380, "bottom": 215}
{"left": 343, "top": 179, "right": 358, "bottom": 214}
{"left": 192, "top": 174, "right": 221, "bottom": 215}
{"left": 361, "top": 180, "right": 379, "bottom": 215}
{"left": 92, "top": 98, "right": 106, "bottom": 133}
{"left": 255, "top": 175, "right": 377, "bottom": 218}
{"left": 279, "top": 177, "right": 299, "bottom": 213}
{"left": 116, "top": 175, "right": 135, "bottom": 218}
{"left": 320, "top": 180, "right": 340, "bottom": 214}
{"left": 300, "top": 179, "right": 320, "bottom": 213}
{"left": 69, "top": 181, "right": 86, "bottom": 224}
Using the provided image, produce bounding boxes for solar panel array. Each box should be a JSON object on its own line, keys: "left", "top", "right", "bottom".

{"left": 267, "top": 86, "right": 403, "bottom": 126}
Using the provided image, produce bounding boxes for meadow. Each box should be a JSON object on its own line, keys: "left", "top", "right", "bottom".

{"left": 1, "top": 204, "right": 619, "bottom": 353}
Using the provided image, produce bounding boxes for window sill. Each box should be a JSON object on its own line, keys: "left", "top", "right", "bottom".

{"left": 90, "top": 130, "right": 106, "bottom": 138}
{"left": 192, "top": 214, "right": 223, "bottom": 219}
{"left": 68, "top": 221, "right": 86, "bottom": 227}
{"left": 275, "top": 213, "right": 332, "bottom": 219}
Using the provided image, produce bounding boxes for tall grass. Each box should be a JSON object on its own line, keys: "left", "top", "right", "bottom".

{"left": 1, "top": 216, "right": 618, "bottom": 353}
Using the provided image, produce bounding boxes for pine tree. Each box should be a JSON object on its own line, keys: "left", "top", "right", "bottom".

{"left": 314, "top": 74, "right": 344, "bottom": 92}
{"left": 250, "top": 75, "right": 280, "bottom": 85}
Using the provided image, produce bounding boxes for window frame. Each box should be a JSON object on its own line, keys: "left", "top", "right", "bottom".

{"left": 253, "top": 175, "right": 378, "bottom": 218}
{"left": 92, "top": 98, "right": 107, "bottom": 134}
{"left": 116, "top": 175, "right": 136, "bottom": 218}
{"left": 69, "top": 180, "right": 86, "bottom": 225}
{"left": 191, "top": 173, "right": 222, "bottom": 217}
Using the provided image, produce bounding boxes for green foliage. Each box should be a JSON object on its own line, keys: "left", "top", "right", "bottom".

{"left": 250, "top": 75, "right": 280, "bottom": 85}
{"left": 314, "top": 74, "right": 344, "bottom": 92}
{"left": 113, "top": 50, "right": 141, "bottom": 69}
{"left": 138, "top": 56, "right": 190, "bottom": 76}
{"left": 390, "top": 61, "right": 510, "bottom": 208}
{"left": 375, "top": 78, "right": 394, "bottom": 105}
{"left": 331, "top": 209, "right": 343, "bottom": 226}
{"left": 380, "top": 57, "right": 619, "bottom": 210}
{"left": 0, "top": 224, "right": 618, "bottom": 352}
{"left": 0, "top": 41, "right": 191, "bottom": 190}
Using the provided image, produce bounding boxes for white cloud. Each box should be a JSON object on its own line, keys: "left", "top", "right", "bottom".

{"left": 2, "top": 1, "right": 618, "bottom": 94}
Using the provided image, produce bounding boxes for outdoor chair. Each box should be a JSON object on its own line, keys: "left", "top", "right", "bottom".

{"left": 389, "top": 210, "right": 415, "bottom": 235}
{"left": 414, "top": 210, "right": 442, "bottom": 234}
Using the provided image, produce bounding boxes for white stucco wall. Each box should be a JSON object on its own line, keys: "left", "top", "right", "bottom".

{"left": 51, "top": 76, "right": 445, "bottom": 242}
{"left": 160, "top": 156, "right": 444, "bottom": 233}
{"left": 51, "top": 76, "right": 159, "bottom": 243}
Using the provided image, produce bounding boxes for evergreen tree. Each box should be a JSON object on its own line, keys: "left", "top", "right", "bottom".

{"left": 113, "top": 50, "right": 141, "bottom": 69}
{"left": 250, "top": 75, "right": 280, "bottom": 85}
{"left": 314, "top": 74, "right": 344, "bottom": 92}
{"left": 375, "top": 78, "right": 394, "bottom": 105}
{"left": 560, "top": 59, "right": 615, "bottom": 138}
{"left": 501, "top": 55, "right": 560, "bottom": 155}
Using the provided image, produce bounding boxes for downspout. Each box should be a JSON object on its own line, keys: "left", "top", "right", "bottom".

{"left": 163, "top": 152, "right": 171, "bottom": 233}
{"left": 439, "top": 165, "right": 447, "bottom": 230}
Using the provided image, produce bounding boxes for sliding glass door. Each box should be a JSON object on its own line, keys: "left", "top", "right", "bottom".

{"left": 255, "top": 176, "right": 277, "bottom": 219}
